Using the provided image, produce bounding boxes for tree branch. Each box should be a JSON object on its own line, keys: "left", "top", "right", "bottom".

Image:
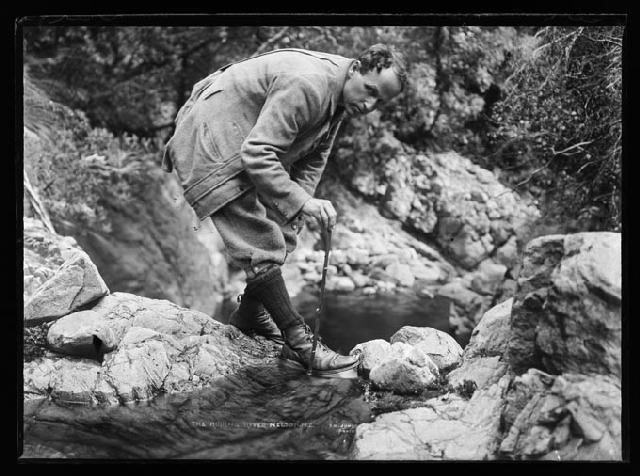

{"left": 251, "top": 27, "right": 291, "bottom": 57}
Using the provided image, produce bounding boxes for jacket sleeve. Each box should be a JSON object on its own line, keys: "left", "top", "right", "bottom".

{"left": 240, "top": 74, "right": 328, "bottom": 223}
{"left": 290, "top": 117, "right": 343, "bottom": 197}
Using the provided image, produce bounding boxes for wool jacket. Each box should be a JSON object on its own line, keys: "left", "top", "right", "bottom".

{"left": 162, "top": 48, "right": 354, "bottom": 222}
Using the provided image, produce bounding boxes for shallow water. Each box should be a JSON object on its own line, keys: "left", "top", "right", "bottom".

{"left": 21, "top": 292, "right": 450, "bottom": 460}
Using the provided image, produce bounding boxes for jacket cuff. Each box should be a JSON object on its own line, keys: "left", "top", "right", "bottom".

{"left": 269, "top": 184, "right": 312, "bottom": 224}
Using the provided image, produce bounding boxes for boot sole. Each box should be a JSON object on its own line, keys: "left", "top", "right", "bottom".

{"left": 277, "top": 355, "right": 361, "bottom": 379}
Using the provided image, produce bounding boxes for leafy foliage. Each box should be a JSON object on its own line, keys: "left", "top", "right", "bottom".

{"left": 487, "top": 26, "right": 623, "bottom": 232}
{"left": 26, "top": 79, "right": 159, "bottom": 233}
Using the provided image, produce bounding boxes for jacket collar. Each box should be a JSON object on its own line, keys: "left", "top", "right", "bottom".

{"left": 329, "top": 57, "right": 356, "bottom": 118}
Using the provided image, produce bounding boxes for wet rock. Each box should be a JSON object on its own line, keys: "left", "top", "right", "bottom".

{"left": 499, "top": 369, "right": 621, "bottom": 460}
{"left": 507, "top": 233, "right": 621, "bottom": 376}
{"left": 350, "top": 339, "right": 392, "bottom": 376}
{"left": 352, "top": 374, "right": 512, "bottom": 460}
{"left": 368, "top": 343, "right": 439, "bottom": 394}
{"left": 25, "top": 250, "right": 110, "bottom": 327}
{"left": 390, "top": 326, "right": 463, "bottom": 372}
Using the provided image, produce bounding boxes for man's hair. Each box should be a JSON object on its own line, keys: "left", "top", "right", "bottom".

{"left": 356, "top": 43, "right": 408, "bottom": 91}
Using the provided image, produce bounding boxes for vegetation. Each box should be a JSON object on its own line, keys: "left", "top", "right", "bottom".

{"left": 23, "top": 24, "right": 623, "bottom": 233}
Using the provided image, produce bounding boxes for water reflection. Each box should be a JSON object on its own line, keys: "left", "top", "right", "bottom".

{"left": 23, "top": 362, "right": 372, "bottom": 460}
{"left": 293, "top": 291, "right": 451, "bottom": 354}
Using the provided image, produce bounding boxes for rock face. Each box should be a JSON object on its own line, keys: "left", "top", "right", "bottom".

{"left": 507, "top": 233, "right": 621, "bottom": 376}
{"left": 23, "top": 217, "right": 85, "bottom": 303}
{"left": 55, "top": 172, "right": 228, "bottom": 317}
{"left": 352, "top": 374, "right": 512, "bottom": 460}
{"left": 352, "top": 231, "right": 622, "bottom": 461}
{"left": 334, "top": 126, "right": 539, "bottom": 270}
{"left": 499, "top": 369, "right": 621, "bottom": 460}
{"left": 25, "top": 250, "right": 109, "bottom": 326}
{"left": 24, "top": 292, "right": 280, "bottom": 405}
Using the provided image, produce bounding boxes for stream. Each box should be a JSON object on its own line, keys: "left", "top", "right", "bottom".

{"left": 21, "top": 292, "right": 450, "bottom": 460}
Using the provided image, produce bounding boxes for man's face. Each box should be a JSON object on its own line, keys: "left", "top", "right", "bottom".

{"left": 341, "top": 64, "right": 403, "bottom": 116}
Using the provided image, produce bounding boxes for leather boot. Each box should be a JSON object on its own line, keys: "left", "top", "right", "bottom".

{"left": 229, "top": 294, "right": 284, "bottom": 345}
{"left": 244, "top": 265, "right": 359, "bottom": 373}
{"left": 280, "top": 322, "right": 360, "bottom": 374}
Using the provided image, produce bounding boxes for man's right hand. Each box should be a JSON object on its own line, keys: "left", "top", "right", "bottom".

{"left": 300, "top": 198, "right": 337, "bottom": 231}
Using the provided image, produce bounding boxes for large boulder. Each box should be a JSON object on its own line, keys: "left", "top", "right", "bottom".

{"left": 499, "top": 369, "right": 621, "bottom": 460}
{"left": 24, "top": 250, "right": 109, "bottom": 326}
{"left": 389, "top": 326, "right": 463, "bottom": 372}
{"left": 351, "top": 374, "right": 512, "bottom": 460}
{"left": 367, "top": 342, "right": 439, "bottom": 394}
{"left": 24, "top": 292, "right": 281, "bottom": 405}
{"left": 447, "top": 298, "right": 514, "bottom": 391}
{"left": 23, "top": 217, "right": 85, "bottom": 303}
{"left": 507, "top": 233, "right": 621, "bottom": 376}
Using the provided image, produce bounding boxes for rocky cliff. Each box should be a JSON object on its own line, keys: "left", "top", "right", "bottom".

{"left": 349, "top": 231, "right": 622, "bottom": 461}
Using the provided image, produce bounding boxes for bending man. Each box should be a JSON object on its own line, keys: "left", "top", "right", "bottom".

{"left": 163, "top": 44, "right": 407, "bottom": 375}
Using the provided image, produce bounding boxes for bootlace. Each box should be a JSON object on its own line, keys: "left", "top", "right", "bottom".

{"left": 302, "top": 324, "right": 328, "bottom": 350}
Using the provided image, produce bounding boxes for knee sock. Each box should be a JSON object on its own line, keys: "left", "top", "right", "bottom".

{"left": 243, "top": 265, "right": 304, "bottom": 331}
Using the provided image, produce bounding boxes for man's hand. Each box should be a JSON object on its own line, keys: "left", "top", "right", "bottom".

{"left": 300, "top": 198, "right": 337, "bottom": 231}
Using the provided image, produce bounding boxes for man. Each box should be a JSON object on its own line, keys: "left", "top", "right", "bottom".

{"left": 163, "top": 44, "right": 407, "bottom": 375}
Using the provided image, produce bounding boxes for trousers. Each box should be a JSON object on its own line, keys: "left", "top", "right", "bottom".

{"left": 210, "top": 189, "right": 305, "bottom": 279}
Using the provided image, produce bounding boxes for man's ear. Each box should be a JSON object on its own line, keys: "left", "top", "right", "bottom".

{"left": 348, "top": 60, "right": 361, "bottom": 77}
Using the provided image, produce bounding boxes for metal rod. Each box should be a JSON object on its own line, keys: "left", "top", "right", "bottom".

{"left": 307, "top": 226, "right": 332, "bottom": 375}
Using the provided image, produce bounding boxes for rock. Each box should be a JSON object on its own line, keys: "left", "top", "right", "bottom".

{"left": 92, "top": 292, "right": 222, "bottom": 339}
{"left": 324, "top": 276, "right": 356, "bottom": 293}
{"left": 496, "top": 235, "right": 520, "bottom": 269}
{"left": 368, "top": 343, "right": 439, "bottom": 394}
{"left": 371, "top": 253, "right": 400, "bottom": 268}
{"left": 464, "top": 298, "right": 513, "bottom": 360}
{"left": 350, "top": 339, "right": 392, "bottom": 376}
{"left": 345, "top": 247, "right": 370, "bottom": 266}
{"left": 46, "top": 309, "right": 130, "bottom": 358}
{"left": 390, "top": 326, "right": 463, "bottom": 372}
{"left": 384, "top": 262, "right": 415, "bottom": 287}
{"left": 351, "top": 374, "right": 512, "bottom": 460}
{"left": 349, "top": 272, "right": 370, "bottom": 288}
{"left": 470, "top": 261, "right": 507, "bottom": 296}
{"left": 23, "top": 217, "right": 84, "bottom": 303}
{"left": 362, "top": 286, "right": 377, "bottom": 296}
{"left": 25, "top": 250, "right": 110, "bottom": 326}
{"left": 499, "top": 369, "right": 621, "bottom": 460}
{"left": 437, "top": 280, "right": 485, "bottom": 330}
{"left": 329, "top": 249, "right": 348, "bottom": 266}
{"left": 54, "top": 169, "right": 227, "bottom": 316}
{"left": 507, "top": 233, "right": 621, "bottom": 376}
{"left": 447, "top": 356, "right": 510, "bottom": 392}
{"left": 410, "top": 263, "right": 442, "bottom": 283}
{"left": 24, "top": 292, "right": 282, "bottom": 405}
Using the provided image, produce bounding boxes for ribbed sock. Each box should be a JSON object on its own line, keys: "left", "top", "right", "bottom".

{"left": 244, "top": 265, "right": 304, "bottom": 331}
